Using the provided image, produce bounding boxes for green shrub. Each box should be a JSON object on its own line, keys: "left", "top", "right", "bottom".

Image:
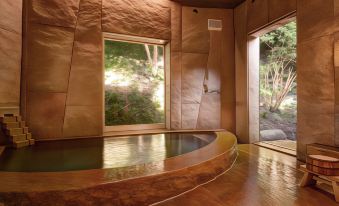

{"left": 105, "top": 89, "right": 164, "bottom": 126}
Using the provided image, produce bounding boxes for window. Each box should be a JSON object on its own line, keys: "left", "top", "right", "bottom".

{"left": 103, "top": 34, "right": 169, "bottom": 131}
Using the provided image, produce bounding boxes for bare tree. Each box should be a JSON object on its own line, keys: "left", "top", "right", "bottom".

{"left": 144, "top": 44, "right": 159, "bottom": 77}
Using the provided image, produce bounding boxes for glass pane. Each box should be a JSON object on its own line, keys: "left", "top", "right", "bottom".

{"left": 104, "top": 40, "right": 165, "bottom": 126}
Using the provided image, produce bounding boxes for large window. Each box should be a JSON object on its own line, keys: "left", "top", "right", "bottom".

{"left": 104, "top": 35, "right": 167, "bottom": 131}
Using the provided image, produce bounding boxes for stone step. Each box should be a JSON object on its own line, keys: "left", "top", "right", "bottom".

{"left": 6, "top": 128, "right": 24, "bottom": 136}
{"left": 2, "top": 121, "right": 26, "bottom": 129}
{"left": 29, "top": 139, "right": 35, "bottom": 145}
{"left": 13, "top": 140, "right": 29, "bottom": 148}
{"left": 0, "top": 116, "right": 22, "bottom": 123}
{"left": 9, "top": 134, "right": 27, "bottom": 142}
{"left": 19, "top": 121, "right": 25, "bottom": 127}
{"left": 23, "top": 127, "right": 29, "bottom": 133}
{"left": 0, "top": 116, "right": 17, "bottom": 123}
{"left": 26, "top": 133, "right": 32, "bottom": 140}
{"left": 2, "top": 121, "right": 20, "bottom": 129}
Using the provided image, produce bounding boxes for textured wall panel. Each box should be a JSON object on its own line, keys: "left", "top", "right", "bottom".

{"left": 196, "top": 94, "right": 221, "bottom": 129}
{"left": 0, "top": 0, "right": 22, "bottom": 108}
{"left": 102, "top": 0, "right": 171, "bottom": 40}
{"left": 297, "top": 13, "right": 336, "bottom": 160}
{"left": 182, "top": 7, "right": 210, "bottom": 53}
{"left": 171, "top": 2, "right": 182, "bottom": 52}
{"left": 297, "top": 0, "right": 334, "bottom": 42}
{"left": 0, "top": 29, "right": 21, "bottom": 106}
{"left": 298, "top": 36, "right": 334, "bottom": 115}
{"left": 27, "top": 24, "right": 74, "bottom": 93}
{"left": 234, "top": 2, "right": 248, "bottom": 142}
{"left": 66, "top": 69, "right": 102, "bottom": 106}
{"left": 205, "top": 31, "right": 222, "bottom": 93}
{"left": 66, "top": 0, "right": 102, "bottom": 106}
{"left": 268, "top": 0, "right": 296, "bottom": 22}
{"left": 63, "top": 106, "right": 102, "bottom": 137}
{"left": 181, "top": 53, "right": 207, "bottom": 104}
{"left": 182, "top": 104, "right": 199, "bottom": 129}
{"left": 27, "top": 92, "right": 66, "bottom": 139}
{"left": 170, "top": 103, "right": 181, "bottom": 129}
{"left": 247, "top": 0, "right": 268, "bottom": 33}
{"left": 181, "top": 6, "right": 235, "bottom": 130}
{"left": 170, "top": 52, "right": 182, "bottom": 129}
{"left": 28, "top": 0, "right": 80, "bottom": 28}
{"left": 0, "top": 0, "right": 22, "bottom": 33}
{"left": 171, "top": 52, "right": 182, "bottom": 105}
{"left": 220, "top": 10, "right": 235, "bottom": 132}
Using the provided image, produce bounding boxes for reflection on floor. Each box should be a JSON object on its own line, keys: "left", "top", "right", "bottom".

{"left": 255, "top": 140, "right": 296, "bottom": 156}
{"left": 155, "top": 144, "right": 338, "bottom": 206}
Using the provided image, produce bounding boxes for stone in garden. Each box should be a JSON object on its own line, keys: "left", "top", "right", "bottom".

{"left": 260, "top": 129, "right": 287, "bottom": 141}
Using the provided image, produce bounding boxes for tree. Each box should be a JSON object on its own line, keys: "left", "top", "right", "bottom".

{"left": 260, "top": 21, "right": 297, "bottom": 112}
{"left": 104, "top": 40, "right": 165, "bottom": 126}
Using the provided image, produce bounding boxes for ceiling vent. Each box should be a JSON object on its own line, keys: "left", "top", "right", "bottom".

{"left": 208, "top": 19, "right": 222, "bottom": 31}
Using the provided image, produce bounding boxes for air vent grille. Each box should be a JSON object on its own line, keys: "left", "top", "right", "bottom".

{"left": 208, "top": 19, "right": 222, "bottom": 31}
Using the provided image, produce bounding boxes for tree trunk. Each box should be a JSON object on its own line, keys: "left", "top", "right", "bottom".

{"left": 152, "top": 45, "right": 158, "bottom": 76}
{"left": 144, "top": 44, "right": 152, "bottom": 66}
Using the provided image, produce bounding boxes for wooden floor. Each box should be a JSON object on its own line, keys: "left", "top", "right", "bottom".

{"left": 155, "top": 144, "right": 338, "bottom": 206}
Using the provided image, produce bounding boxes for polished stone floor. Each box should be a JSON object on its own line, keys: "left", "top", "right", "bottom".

{"left": 155, "top": 144, "right": 338, "bottom": 206}
{"left": 0, "top": 132, "right": 215, "bottom": 172}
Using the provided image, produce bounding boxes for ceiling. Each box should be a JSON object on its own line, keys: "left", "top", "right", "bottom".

{"left": 171, "top": 0, "right": 246, "bottom": 9}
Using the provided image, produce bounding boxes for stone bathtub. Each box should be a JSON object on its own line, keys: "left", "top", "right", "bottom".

{"left": 0, "top": 131, "right": 237, "bottom": 205}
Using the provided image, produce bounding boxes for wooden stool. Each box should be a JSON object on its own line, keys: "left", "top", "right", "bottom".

{"left": 299, "top": 165, "right": 339, "bottom": 202}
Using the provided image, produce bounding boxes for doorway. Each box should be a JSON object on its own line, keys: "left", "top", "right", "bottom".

{"left": 258, "top": 20, "right": 297, "bottom": 155}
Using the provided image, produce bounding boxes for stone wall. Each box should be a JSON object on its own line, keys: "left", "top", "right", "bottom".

{"left": 297, "top": 0, "right": 339, "bottom": 160}
{"left": 0, "top": 0, "right": 22, "bottom": 109}
{"left": 22, "top": 0, "right": 236, "bottom": 140}
{"left": 171, "top": 6, "right": 235, "bottom": 130}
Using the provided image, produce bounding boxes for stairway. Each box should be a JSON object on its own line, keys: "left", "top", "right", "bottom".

{"left": 0, "top": 114, "right": 35, "bottom": 148}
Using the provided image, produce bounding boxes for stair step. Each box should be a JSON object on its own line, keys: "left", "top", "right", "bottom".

{"left": 29, "top": 139, "right": 35, "bottom": 145}
{"left": 19, "top": 121, "right": 25, "bottom": 127}
{"left": 13, "top": 140, "right": 29, "bottom": 148}
{"left": 6, "top": 128, "right": 23, "bottom": 136}
{"left": 2, "top": 122, "right": 20, "bottom": 129}
{"left": 9, "top": 134, "right": 27, "bottom": 142}
{"left": 2, "top": 121, "right": 25, "bottom": 129}
{"left": 23, "top": 127, "right": 29, "bottom": 133}
{"left": 0, "top": 116, "right": 17, "bottom": 123}
{"left": 26, "top": 133, "right": 32, "bottom": 140}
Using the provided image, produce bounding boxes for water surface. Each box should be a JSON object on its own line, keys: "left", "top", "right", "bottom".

{"left": 0, "top": 132, "right": 216, "bottom": 172}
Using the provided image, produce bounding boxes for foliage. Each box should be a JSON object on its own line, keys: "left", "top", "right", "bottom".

{"left": 105, "top": 41, "right": 164, "bottom": 80}
{"left": 260, "top": 21, "right": 297, "bottom": 112}
{"left": 104, "top": 40, "right": 165, "bottom": 126}
{"left": 105, "top": 90, "right": 164, "bottom": 125}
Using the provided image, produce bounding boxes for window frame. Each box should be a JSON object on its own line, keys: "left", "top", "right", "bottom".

{"left": 102, "top": 33, "right": 170, "bottom": 133}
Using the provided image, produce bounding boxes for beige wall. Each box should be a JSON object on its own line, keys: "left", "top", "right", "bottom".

{"left": 22, "top": 0, "right": 236, "bottom": 140}
{"left": 297, "top": 0, "right": 339, "bottom": 160}
{"left": 171, "top": 6, "right": 235, "bottom": 131}
{"left": 0, "top": 0, "right": 22, "bottom": 109}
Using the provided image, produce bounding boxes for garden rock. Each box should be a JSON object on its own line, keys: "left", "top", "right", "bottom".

{"left": 260, "top": 129, "right": 287, "bottom": 141}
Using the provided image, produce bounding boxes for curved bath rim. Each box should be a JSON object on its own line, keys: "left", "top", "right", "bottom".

{"left": 0, "top": 131, "right": 238, "bottom": 206}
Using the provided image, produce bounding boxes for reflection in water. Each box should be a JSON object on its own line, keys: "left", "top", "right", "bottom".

{"left": 0, "top": 132, "right": 215, "bottom": 172}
